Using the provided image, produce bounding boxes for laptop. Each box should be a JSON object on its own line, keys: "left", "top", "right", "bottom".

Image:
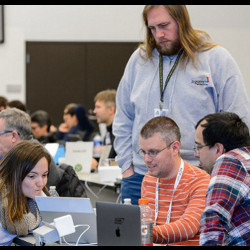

{"left": 35, "top": 196, "right": 97, "bottom": 245}
{"left": 96, "top": 201, "right": 141, "bottom": 246}
{"left": 44, "top": 143, "right": 65, "bottom": 165}
{"left": 98, "top": 145, "right": 112, "bottom": 167}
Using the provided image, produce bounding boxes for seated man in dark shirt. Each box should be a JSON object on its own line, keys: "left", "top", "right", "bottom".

{"left": 93, "top": 89, "right": 117, "bottom": 159}
{"left": 30, "top": 110, "right": 57, "bottom": 144}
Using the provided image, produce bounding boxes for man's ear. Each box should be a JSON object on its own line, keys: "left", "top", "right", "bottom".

{"left": 11, "top": 130, "right": 20, "bottom": 143}
{"left": 109, "top": 105, "right": 115, "bottom": 115}
{"left": 172, "top": 141, "right": 181, "bottom": 155}
{"left": 215, "top": 143, "right": 225, "bottom": 155}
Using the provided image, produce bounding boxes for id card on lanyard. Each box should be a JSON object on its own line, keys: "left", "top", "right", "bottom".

{"left": 154, "top": 159, "right": 184, "bottom": 225}
{"left": 154, "top": 108, "right": 168, "bottom": 117}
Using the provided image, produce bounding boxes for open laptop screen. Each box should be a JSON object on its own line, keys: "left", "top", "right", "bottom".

{"left": 44, "top": 143, "right": 65, "bottom": 165}
{"left": 35, "top": 196, "right": 97, "bottom": 245}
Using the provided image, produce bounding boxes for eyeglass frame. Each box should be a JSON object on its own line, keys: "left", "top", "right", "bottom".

{"left": 137, "top": 141, "right": 175, "bottom": 159}
{"left": 193, "top": 143, "right": 209, "bottom": 154}
{"left": 0, "top": 130, "right": 22, "bottom": 138}
{"left": 0, "top": 130, "right": 15, "bottom": 136}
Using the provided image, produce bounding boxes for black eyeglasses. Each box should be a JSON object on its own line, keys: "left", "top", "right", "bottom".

{"left": 137, "top": 141, "right": 174, "bottom": 159}
{"left": 0, "top": 130, "right": 14, "bottom": 136}
{"left": 193, "top": 144, "right": 209, "bottom": 154}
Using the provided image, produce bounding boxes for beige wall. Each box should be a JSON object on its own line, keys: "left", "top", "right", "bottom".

{"left": 0, "top": 5, "right": 249, "bottom": 103}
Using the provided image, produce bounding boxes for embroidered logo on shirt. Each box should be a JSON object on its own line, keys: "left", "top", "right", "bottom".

{"left": 192, "top": 76, "right": 210, "bottom": 86}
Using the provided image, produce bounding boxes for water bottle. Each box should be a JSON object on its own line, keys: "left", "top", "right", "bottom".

{"left": 138, "top": 198, "right": 153, "bottom": 246}
{"left": 124, "top": 198, "right": 132, "bottom": 205}
{"left": 93, "top": 133, "right": 103, "bottom": 158}
{"left": 49, "top": 186, "right": 59, "bottom": 197}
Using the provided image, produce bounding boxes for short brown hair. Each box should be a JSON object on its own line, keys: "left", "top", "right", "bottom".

{"left": 140, "top": 116, "right": 181, "bottom": 144}
{"left": 94, "top": 89, "right": 116, "bottom": 108}
{"left": 0, "top": 96, "right": 8, "bottom": 109}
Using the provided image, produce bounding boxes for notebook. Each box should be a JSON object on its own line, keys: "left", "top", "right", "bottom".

{"left": 35, "top": 196, "right": 97, "bottom": 245}
{"left": 96, "top": 201, "right": 141, "bottom": 246}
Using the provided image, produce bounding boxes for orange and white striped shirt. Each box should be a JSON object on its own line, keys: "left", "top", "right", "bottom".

{"left": 141, "top": 160, "right": 210, "bottom": 246}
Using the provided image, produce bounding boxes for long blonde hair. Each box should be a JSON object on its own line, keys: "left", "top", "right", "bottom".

{"left": 140, "top": 5, "right": 218, "bottom": 68}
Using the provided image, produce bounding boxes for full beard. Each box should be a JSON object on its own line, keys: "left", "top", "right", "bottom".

{"left": 156, "top": 39, "right": 182, "bottom": 56}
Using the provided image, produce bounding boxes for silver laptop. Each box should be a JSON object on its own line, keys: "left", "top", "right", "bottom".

{"left": 98, "top": 145, "right": 112, "bottom": 167}
{"left": 96, "top": 201, "right": 141, "bottom": 246}
{"left": 35, "top": 196, "right": 97, "bottom": 245}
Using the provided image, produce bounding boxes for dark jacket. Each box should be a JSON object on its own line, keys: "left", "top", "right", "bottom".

{"left": 75, "top": 104, "right": 94, "bottom": 141}
{"left": 57, "top": 104, "right": 94, "bottom": 142}
{"left": 55, "top": 163, "right": 87, "bottom": 197}
{"left": 103, "top": 123, "right": 116, "bottom": 159}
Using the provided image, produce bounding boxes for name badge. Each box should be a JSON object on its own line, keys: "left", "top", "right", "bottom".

{"left": 154, "top": 108, "right": 161, "bottom": 117}
{"left": 161, "top": 109, "right": 168, "bottom": 117}
{"left": 154, "top": 108, "right": 168, "bottom": 117}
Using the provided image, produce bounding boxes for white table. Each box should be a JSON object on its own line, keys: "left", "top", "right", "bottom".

{"left": 77, "top": 172, "right": 121, "bottom": 203}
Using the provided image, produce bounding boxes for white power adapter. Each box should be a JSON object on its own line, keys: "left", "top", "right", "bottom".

{"left": 53, "top": 214, "right": 75, "bottom": 237}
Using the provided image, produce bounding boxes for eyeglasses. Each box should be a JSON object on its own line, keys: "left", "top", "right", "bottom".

{"left": 0, "top": 130, "right": 14, "bottom": 136}
{"left": 193, "top": 144, "right": 209, "bottom": 154}
{"left": 138, "top": 141, "right": 174, "bottom": 159}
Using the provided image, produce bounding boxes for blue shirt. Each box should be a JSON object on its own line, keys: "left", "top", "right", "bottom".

{"left": 0, "top": 222, "right": 16, "bottom": 246}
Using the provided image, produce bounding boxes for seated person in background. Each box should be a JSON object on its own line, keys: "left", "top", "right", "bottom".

{"left": 7, "top": 100, "right": 27, "bottom": 113}
{"left": 30, "top": 110, "right": 57, "bottom": 144}
{"left": 194, "top": 112, "right": 250, "bottom": 246}
{"left": 0, "top": 140, "right": 51, "bottom": 246}
{"left": 93, "top": 89, "right": 117, "bottom": 159}
{"left": 0, "top": 96, "right": 8, "bottom": 111}
{"left": 57, "top": 103, "right": 94, "bottom": 142}
{"left": 0, "top": 108, "right": 87, "bottom": 198}
{"left": 0, "top": 108, "right": 61, "bottom": 189}
{"left": 139, "top": 116, "right": 210, "bottom": 246}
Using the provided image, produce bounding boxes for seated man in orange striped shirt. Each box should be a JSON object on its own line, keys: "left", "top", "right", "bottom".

{"left": 139, "top": 116, "right": 210, "bottom": 246}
